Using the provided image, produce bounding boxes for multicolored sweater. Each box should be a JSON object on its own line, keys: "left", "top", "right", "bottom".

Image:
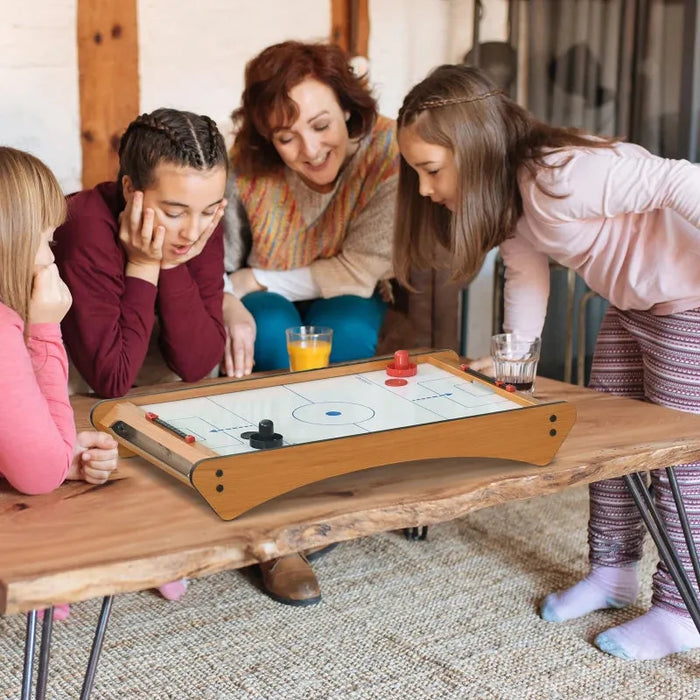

{"left": 224, "top": 115, "right": 398, "bottom": 298}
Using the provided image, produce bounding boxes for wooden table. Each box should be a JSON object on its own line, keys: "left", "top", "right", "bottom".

{"left": 4, "top": 376, "right": 700, "bottom": 616}
{"left": 5, "top": 374, "right": 700, "bottom": 698}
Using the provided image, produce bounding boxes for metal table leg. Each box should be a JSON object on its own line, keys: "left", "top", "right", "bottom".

{"left": 625, "top": 471, "right": 700, "bottom": 632}
{"left": 403, "top": 526, "right": 429, "bottom": 541}
{"left": 36, "top": 607, "right": 54, "bottom": 700}
{"left": 20, "top": 596, "right": 114, "bottom": 699}
{"left": 79, "top": 595, "right": 114, "bottom": 700}
{"left": 667, "top": 467, "right": 700, "bottom": 586}
{"left": 21, "top": 610, "right": 38, "bottom": 700}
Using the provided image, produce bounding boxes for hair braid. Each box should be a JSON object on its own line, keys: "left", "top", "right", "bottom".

{"left": 182, "top": 114, "right": 207, "bottom": 168}
{"left": 119, "top": 113, "right": 181, "bottom": 159}
{"left": 203, "top": 116, "right": 220, "bottom": 165}
{"left": 418, "top": 90, "right": 502, "bottom": 109}
{"left": 117, "top": 108, "right": 228, "bottom": 192}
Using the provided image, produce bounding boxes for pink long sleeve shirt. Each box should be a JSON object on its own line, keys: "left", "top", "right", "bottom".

{"left": 500, "top": 142, "right": 700, "bottom": 338}
{"left": 0, "top": 303, "right": 75, "bottom": 494}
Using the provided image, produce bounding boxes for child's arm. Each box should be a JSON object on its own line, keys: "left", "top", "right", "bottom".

{"left": 0, "top": 311, "right": 75, "bottom": 494}
{"left": 54, "top": 211, "right": 158, "bottom": 398}
{"left": 499, "top": 234, "right": 551, "bottom": 339}
{"left": 157, "top": 223, "right": 226, "bottom": 382}
{"left": 529, "top": 146, "right": 700, "bottom": 228}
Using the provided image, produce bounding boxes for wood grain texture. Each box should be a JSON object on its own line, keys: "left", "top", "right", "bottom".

{"left": 2, "top": 375, "right": 700, "bottom": 614}
{"left": 77, "top": 0, "right": 139, "bottom": 188}
{"left": 190, "top": 400, "right": 575, "bottom": 520}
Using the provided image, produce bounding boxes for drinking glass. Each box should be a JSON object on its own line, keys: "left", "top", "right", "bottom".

{"left": 490, "top": 333, "right": 542, "bottom": 394}
{"left": 285, "top": 326, "right": 333, "bottom": 371}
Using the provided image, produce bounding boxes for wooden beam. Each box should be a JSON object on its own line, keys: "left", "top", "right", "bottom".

{"left": 331, "top": 0, "right": 370, "bottom": 56}
{"left": 77, "top": 0, "right": 139, "bottom": 189}
{"left": 331, "top": 0, "right": 351, "bottom": 52}
{"left": 352, "top": 0, "right": 370, "bottom": 57}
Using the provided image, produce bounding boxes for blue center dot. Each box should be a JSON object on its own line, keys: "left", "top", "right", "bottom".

{"left": 325, "top": 410, "right": 342, "bottom": 416}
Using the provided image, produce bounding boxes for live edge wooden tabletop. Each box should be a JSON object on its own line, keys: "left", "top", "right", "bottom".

{"left": 2, "top": 374, "right": 700, "bottom": 615}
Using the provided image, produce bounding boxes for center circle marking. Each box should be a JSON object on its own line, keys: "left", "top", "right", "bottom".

{"left": 293, "top": 402, "right": 375, "bottom": 426}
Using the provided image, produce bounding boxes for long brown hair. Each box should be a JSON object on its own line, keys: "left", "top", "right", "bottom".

{"left": 0, "top": 147, "right": 66, "bottom": 326}
{"left": 393, "top": 64, "right": 616, "bottom": 287}
{"left": 231, "top": 41, "right": 377, "bottom": 176}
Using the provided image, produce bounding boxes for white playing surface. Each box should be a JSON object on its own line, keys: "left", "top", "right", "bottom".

{"left": 143, "top": 364, "right": 522, "bottom": 456}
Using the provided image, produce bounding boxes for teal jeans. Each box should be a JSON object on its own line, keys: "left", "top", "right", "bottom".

{"left": 242, "top": 291, "right": 387, "bottom": 371}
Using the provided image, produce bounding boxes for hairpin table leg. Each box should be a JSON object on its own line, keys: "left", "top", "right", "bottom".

{"left": 79, "top": 596, "right": 114, "bottom": 700}
{"left": 625, "top": 472, "right": 700, "bottom": 632}
{"left": 21, "top": 610, "right": 38, "bottom": 700}
{"left": 404, "top": 526, "right": 429, "bottom": 541}
{"left": 666, "top": 467, "right": 700, "bottom": 586}
{"left": 35, "top": 606, "right": 54, "bottom": 700}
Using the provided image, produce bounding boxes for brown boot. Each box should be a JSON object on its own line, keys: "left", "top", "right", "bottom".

{"left": 259, "top": 553, "right": 321, "bottom": 606}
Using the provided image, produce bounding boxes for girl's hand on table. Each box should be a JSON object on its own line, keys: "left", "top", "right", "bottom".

{"left": 67, "top": 431, "right": 119, "bottom": 485}
{"left": 466, "top": 355, "right": 494, "bottom": 375}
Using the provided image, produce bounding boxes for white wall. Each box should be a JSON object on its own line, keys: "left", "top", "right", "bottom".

{"left": 0, "top": 0, "right": 507, "bottom": 355}
{"left": 368, "top": 0, "right": 451, "bottom": 119}
{"left": 1, "top": 0, "right": 480, "bottom": 184}
{"left": 138, "top": 0, "right": 331, "bottom": 146}
{"left": 0, "top": 0, "right": 82, "bottom": 191}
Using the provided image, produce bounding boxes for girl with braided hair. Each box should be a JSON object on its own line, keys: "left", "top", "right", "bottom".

{"left": 395, "top": 64, "right": 700, "bottom": 660}
{"left": 54, "top": 108, "right": 228, "bottom": 399}
{"left": 54, "top": 108, "right": 228, "bottom": 604}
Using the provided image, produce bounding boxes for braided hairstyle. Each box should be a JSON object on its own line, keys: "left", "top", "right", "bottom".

{"left": 118, "top": 108, "right": 228, "bottom": 193}
{"left": 393, "top": 64, "right": 616, "bottom": 288}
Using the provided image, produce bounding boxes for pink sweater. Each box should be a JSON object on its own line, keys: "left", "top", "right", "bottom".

{"left": 0, "top": 303, "right": 75, "bottom": 494}
{"left": 500, "top": 142, "right": 700, "bottom": 338}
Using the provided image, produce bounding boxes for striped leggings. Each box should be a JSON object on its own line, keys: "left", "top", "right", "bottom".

{"left": 588, "top": 307, "right": 700, "bottom": 615}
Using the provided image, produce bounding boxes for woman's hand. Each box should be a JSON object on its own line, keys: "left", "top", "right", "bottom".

{"left": 66, "top": 431, "right": 119, "bottom": 485}
{"left": 29, "top": 263, "right": 72, "bottom": 324}
{"left": 228, "top": 267, "right": 265, "bottom": 298}
{"left": 222, "top": 293, "right": 256, "bottom": 378}
{"left": 119, "top": 191, "right": 164, "bottom": 283}
{"left": 161, "top": 200, "right": 227, "bottom": 270}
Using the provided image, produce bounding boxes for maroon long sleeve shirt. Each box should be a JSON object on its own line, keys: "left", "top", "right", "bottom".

{"left": 54, "top": 182, "right": 225, "bottom": 398}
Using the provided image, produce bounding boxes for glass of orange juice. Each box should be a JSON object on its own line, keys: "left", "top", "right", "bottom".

{"left": 285, "top": 326, "right": 333, "bottom": 371}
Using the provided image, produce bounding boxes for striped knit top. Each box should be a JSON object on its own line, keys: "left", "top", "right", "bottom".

{"left": 225, "top": 115, "right": 398, "bottom": 298}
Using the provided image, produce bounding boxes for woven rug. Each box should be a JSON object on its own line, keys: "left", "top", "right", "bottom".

{"left": 1, "top": 485, "right": 698, "bottom": 699}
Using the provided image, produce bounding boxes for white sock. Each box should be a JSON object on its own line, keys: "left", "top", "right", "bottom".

{"left": 540, "top": 564, "right": 639, "bottom": 622}
{"left": 595, "top": 605, "right": 700, "bottom": 660}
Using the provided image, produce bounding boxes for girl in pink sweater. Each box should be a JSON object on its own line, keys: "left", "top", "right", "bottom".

{"left": 394, "top": 65, "right": 700, "bottom": 661}
{"left": 0, "top": 147, "right": 119, "bottom": 618}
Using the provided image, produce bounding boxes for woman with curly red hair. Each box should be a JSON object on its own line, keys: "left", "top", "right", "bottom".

{"left": 221, "top": 40, "right": 399, "bottom": 607}
{"left": 221, "top": 40, "right": 398, "bottom": 378}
